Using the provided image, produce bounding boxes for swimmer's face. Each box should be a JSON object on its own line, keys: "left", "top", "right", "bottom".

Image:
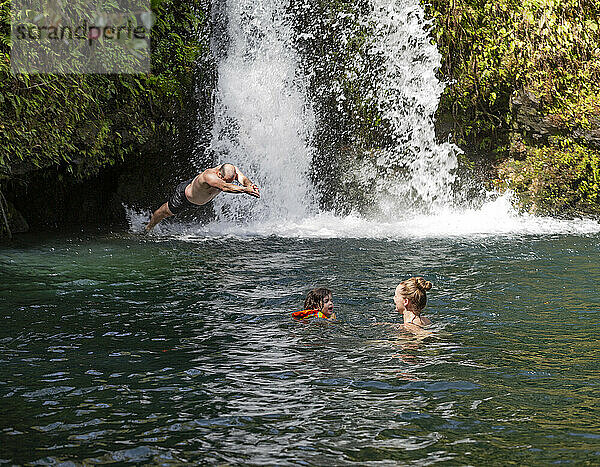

{"left": 321, "top": 294, "right": 334, "bottom": 318}
{"left": 394, "top": 286, "right": 409, "bottom": 313}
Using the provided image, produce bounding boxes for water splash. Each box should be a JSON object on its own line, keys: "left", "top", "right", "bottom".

{"left": 124, "top": 206, "right": 150, "bottom": 234}
{"left": 130, "top": 191, "right": 600, "bottom": 240}
{"left": 208, "top": 0, "right": 316, "bottom": 223}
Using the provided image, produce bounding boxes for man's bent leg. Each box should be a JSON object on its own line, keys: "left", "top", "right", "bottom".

{"left": 145, "top": 202, "right": 173, "bottom": 232}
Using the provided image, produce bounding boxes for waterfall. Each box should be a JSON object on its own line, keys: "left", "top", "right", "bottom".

{"left": 125, "top": 0, "right": 600, "bottom": 237}
{"left": 208, "top": 0, "right": 316, "bottom": 223}
{"left": 361, "top": 0, "right": 460, "bottom": 214}
{"left": 207, "top": 0, "right": 459, "bottom": 225}
{"left": 148, "top": 0, "right": 600, "bottom": 238}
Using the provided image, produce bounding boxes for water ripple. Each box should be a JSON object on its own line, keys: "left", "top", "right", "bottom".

{"left": 1, "top": 234, "right": 599, "bottom": 464}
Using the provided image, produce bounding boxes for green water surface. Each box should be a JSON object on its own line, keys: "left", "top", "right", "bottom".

{"left": 1, "top": 233, "right": 599, "bottom": 465}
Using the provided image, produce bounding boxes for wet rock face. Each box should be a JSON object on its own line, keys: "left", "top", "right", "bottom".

{"left": 573, "top": 117, "right": 600, "bottom": 149}
{"left": 510, "top": 90, "right": 557, "bottom": 138}
{"left": 0, "top": 199, "right": 29, "bottom": 238}
{"left": 496, "top": 92, "right": 600, "bottom": 216}
{"left": 510, "top": 90, "right": 600, "bottom": 149}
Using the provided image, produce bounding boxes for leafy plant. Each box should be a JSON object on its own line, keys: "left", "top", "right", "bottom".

{"left": 424, "top": 0, "right": 600, "bottom": 154}
{"left": 0, "top": 0, "right": 207, "bottom": 181}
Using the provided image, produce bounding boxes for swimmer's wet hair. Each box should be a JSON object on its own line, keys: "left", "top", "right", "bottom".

{"left": 304, "top": 287, "right": 331, "bottom": 310}
{"left": 396, "top": 277, "right": 432, "bottom": 312}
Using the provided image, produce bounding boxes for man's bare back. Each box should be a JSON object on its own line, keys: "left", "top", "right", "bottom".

{"left": 145, "top": 163, "right": 260, "bottom": 232}
{"left": 186, "top": 166, "right": 258, "bottom": 205}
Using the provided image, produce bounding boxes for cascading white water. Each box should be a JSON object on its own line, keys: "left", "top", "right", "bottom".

{"left": 371, "top": 0, "right": 459, "bottom": 209}
{"left": 348, "top": 0, "right": 460, "bottom": 215}
{"left": 208, "top": 0, "right": 316, "bottom": 223}
{"left": 209, "top": 0, "right": 459, "bottom": 225}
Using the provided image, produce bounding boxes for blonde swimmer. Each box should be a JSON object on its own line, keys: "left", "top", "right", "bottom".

{"left": 394, "top": 277, "right": 433, "bottom": 328}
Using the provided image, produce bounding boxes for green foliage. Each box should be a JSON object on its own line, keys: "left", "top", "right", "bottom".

{"left": 495, "top": 137, "right": 600, "bottom": 214}
{"left": 0, "top": 0, "right": 206, "bottom": 181}
{"left": 424, "top": 0, "right": 600, "bottom": 153}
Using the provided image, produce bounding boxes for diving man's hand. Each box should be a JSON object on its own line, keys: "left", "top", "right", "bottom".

{"left": 245, "top": 184, "right": 260, "bottom": 198}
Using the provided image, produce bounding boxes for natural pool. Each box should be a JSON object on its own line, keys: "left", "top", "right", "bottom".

{"left": 1, "top": 229, "right": 599, "bottom": 464}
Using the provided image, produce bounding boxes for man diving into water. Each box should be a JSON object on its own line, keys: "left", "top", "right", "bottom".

{"left": 145, "top": 163, "right": 260, "bottom": 232}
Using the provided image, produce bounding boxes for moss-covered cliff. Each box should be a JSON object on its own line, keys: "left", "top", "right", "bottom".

{"left": 425, "top": 0, "right": 600, "bottom": 215}
{"left": 0, "top": 0, "right": 212, "bottom": 237}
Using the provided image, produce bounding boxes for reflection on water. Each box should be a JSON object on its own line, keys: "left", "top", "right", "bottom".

{"left": 1, "top": 233, "right": 599, "bottom": 464}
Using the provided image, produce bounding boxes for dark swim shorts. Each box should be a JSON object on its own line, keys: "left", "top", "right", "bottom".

{"left": 167, "top": 178, "right": 196, "bottom": 215}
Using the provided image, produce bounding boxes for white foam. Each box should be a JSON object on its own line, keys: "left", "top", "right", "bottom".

{"left": 128, "top": 192, "right": 600, "bottom": 240}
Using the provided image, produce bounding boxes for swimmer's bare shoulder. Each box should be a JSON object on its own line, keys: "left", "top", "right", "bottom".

{"left": 187, "top": 169, "right": 223, "bottom": 205}
{"left": 194, "top": 168, "right": 217, "bottom": 187}
{"left": 192, "top": 169, "right": 216, "bottom": 191}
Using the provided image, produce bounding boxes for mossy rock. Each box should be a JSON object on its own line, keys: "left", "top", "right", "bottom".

{"left": 494, "top": 137, "right": 600, "bottom": 215}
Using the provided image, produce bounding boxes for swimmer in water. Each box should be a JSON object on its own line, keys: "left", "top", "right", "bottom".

{"left": 393, "top": 277, "right": 432, "bottom": 328}
{"left": 292, "top": 287, "right": 335, "bottom": 320}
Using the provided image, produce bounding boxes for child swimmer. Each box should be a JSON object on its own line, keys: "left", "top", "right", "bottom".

{"left": 292, "top": 287, "right": 336, "bottom": 320}
{"left": 394, "top": 277, "right": 432, "bottom": 328}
